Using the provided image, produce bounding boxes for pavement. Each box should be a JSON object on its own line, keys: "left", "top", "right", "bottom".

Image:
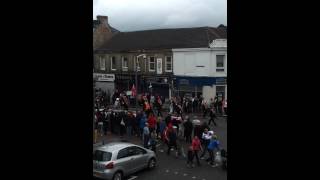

{"left": 93, "top": 111, "right": 227, "bottom": 180}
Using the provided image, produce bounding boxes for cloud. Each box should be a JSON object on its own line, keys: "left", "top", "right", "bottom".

{"left": 93, "top": 0, "right": 226, "bottom": 31}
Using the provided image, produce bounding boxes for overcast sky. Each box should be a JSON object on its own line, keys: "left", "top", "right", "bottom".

{"left": 93, "top": 0, "right": 227, "bottom": 32}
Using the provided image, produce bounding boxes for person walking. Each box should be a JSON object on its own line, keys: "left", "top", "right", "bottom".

{"left": 223, "top": 98, "right": 227, "bottom": 115}
{"left": 187, "top": 146, "right": 195, "bottom": 168}
{"left": 159, "top": 118, "right": 166, "bottom": 142}
{"left": 207, "top": 135, "right": 220, "bottom": 167}
{"left": 183, "top": 117, "right": 193, "bottom": 143}
{"left": 147, "top": 113, "right": 157, "bottom": 133}
{"left": 139, "top": 113, "right": 147, "bottom": 139}
{"left": 200, "top": 128, "right": 213, "bottom": 159}
{"left": 143, "top": 123, "right": 150, "bottom": 148}
{"left": 119, "top": 113, "right": 126, "bottom": 138}
{"left": 192, "top": 136, "right": 202, "bottom": 166}
{"left": 208, "top": 108, "right": 218, "bottom": 126}
{"left": 166, "top": 126, "right": 178, "bottom": 157}
{"left": 150, "top": 131, "right": 157, "bottom": 152}
{"left": 126, "top": 112, "right": 134, "bottom": 136}
{"left": 156, "top": 116, "right": 161, "bottom": 139}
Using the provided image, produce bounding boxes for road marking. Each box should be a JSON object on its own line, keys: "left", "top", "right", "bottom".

{"left": 183, "top": 173, "right": 188, "bottom": 176}
{"left": 165, "top": 169, "right": 169, "bottom": 173}
{"left": 127, "top": 176, "right": 138, "bottom": 180}
{"left": 174, "top": 171, "right": 178, "bottom": 175}
{"left": 156, "top": 144, "right": 161, "bottom": 147}
{"left": 192, "top": 176, "right": 197, "bottom": 179}
{"left": 159, "top": 149, "right": 164, "bottom": 152}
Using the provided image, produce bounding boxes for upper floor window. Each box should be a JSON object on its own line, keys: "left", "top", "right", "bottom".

{"left": 99, "top": 56, "right": 105, "bottom": 71}
{"left": 165, "top": 56, "right": 172, "bottom": 72}
{"left": 216, "top": 55, "right": 225, "bottom": 72}
{"left": 135, "top": 57, "right": 141, "bottom": 71}
{"left": 149, "top": 57, "right": 155, "bottom": 72}
{"left": 111, "top": 56, "right": 116, "bottom": 71}
{"left": 122, "top": 57, "right": 128, "bottom": 71}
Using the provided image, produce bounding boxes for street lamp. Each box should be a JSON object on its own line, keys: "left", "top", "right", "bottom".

{"left": 135, "top": 54, "right": 146, "bottom": 113}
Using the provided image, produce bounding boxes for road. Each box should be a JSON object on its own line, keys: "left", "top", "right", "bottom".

{"left": 94, "top": 112, "right": 227, "bottom": 180}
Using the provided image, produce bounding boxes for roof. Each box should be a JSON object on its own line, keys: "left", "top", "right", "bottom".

{"left": 97, "top": 26, "right": 227, "bottom": 52}
{"left": 96, "top": 142, "right": 135, "bottom": 152}
{"left": 93, "top": 20, "right": 120, "bottom": 33}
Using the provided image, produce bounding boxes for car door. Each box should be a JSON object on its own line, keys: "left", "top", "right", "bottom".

{"left": 116, "top": 147, "right": 135, "bottom": 175}
{"left": 129, "top": 146, "right": 149, "bottom": 171}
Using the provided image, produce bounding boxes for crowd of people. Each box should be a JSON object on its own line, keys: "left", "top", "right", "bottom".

{"left": 94, "top": 89, "right": 227, "bottom": 170}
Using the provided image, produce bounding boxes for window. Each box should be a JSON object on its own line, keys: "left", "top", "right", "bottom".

{"left": 111, "top": 56, "right": 116, "bottom": 71}
{"left": 149, "top": 57, "right": 155, "bottom": 71}
{"left": 130, "top": 146, "right": 147, "bottom": 155}
{"left": 165, "top": 56, "right": 172, "bottom": 72}
{"left": 135, "top": 57, "right": 141, "bottom": 71}
{"left": 122, "top": 57, "right": 128, "bottom": 71}
{"left": 216, "top": 86, "right": 225, "bottom": 100}
{"left": 99, "top": 56, "right": 105, "bottom": 70}
{"left": 216, "top": 55, "right": 225, "bottom": 72}
{"left": 93, "top": 150, "right": 112, "bottom": 162}
{"left": 117, "top": 148, "right": 130, "bottom": 159}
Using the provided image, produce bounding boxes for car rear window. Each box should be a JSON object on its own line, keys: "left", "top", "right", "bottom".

{"left": 93, "top": 150, "right": 112, "bottom": 161}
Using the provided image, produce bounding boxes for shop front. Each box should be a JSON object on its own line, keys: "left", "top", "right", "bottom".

{"left": 93, "top": 73, "right": 115, "bottom": 94}
{"left": 175, "top": 76, "right": 227, "bottom": 100}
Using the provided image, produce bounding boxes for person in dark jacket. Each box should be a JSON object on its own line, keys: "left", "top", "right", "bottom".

{"left": 187, "top": 146, "right": 194, "bottom": 168}
{"left": 166, "top": 126, "right": 178, "bottom": 156}
{"left": 165, "top": 114, "right": 172, "bottom": 126}
{"left": 208, "top": 108, "right": 217, "bottom": 126}
{"left": 183, "top": 117, "right": 193, "bottom": 143}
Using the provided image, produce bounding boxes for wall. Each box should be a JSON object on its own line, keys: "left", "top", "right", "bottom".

{"left": 173, "top": 48, "right": 227, "bottom": 77}
{"left": 203, "top": 85, "right": 215, "bottom": 102}
{"left": 94, "top": 51, "right": 173, "bottom": 76}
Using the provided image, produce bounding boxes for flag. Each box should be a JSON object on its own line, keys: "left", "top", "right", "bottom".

{"left": 131, "top": 84, "right": 136, "bottom": 97}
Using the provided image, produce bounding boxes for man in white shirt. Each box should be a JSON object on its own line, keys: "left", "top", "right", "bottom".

{"left": 200, "top": 128, "right": 214, "bottom": 159}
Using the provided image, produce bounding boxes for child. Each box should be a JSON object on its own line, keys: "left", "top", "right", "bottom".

{"left": 187, "top": 146, "right": 194, "bottom": 168}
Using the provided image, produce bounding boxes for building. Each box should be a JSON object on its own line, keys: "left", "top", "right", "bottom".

{"left": 172, "top": 25, "right": 227, "bottom": 101}
{"left": 93, "top": 15, "right": 119, "bottom": 94}
{"left": 93, "top": 15, "right": 119, "bottom": 50}
{"left": 94, "top": 26, "right": 226, "bottom": 100}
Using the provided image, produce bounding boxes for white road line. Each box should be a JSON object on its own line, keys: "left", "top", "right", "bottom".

{"left": 183, "top": 173, "right": 188, "bottom": 176}
{"left": 165, "top": 169, "right": 169, "bottom": 173}
{"left": 127, "top": 176, "right": 138, "bottom": 180}
{"left": 156, "top": 144, "right": 161, "bottom": 147}
{"left": 192, "top": 176, "right": 197, "bottom": 179}
{"left": 174, "top": 172, "right": 178, "bottom": 175}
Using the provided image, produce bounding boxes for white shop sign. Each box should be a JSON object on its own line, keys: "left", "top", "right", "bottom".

{"left": 93, "top": 73, "right": 115, "bottom": 82}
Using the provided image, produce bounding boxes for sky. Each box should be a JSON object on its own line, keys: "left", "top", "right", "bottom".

{"left": 93, "top": 0, "right": 227, "bottom": 32}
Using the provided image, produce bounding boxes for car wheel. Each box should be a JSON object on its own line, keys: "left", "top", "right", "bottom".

{"left": 148, "top": 158, "right": 156, "bottom": 169}
{"left": 113, "top": 171, "right": 123, "bottom": 180}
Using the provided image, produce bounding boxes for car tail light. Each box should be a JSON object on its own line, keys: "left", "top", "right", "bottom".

{"left": 105, "top": 162, "right": 114, "bottom": 169}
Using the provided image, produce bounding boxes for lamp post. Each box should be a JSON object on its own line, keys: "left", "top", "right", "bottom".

{"left": 136, "top": 54, "right": 146, "bottom": 113}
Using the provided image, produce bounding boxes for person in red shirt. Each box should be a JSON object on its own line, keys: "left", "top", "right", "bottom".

{"left": 192, "top": 136, "right": 202, "bottom": 166}
{"left": 147, "top": 113, "right": 157, "bottom": 133}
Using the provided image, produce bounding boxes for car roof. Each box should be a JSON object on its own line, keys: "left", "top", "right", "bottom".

{"left": 95, "top": 142, "right": 137, "bottom": 152}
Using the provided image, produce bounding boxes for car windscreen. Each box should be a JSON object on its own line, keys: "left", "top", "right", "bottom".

{"left": 93, "top": 150, "right": 112, "bottom": 161}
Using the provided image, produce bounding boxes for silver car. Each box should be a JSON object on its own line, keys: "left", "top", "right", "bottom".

{"left": 93, "top": 142, "right": 157, "bottom": 180}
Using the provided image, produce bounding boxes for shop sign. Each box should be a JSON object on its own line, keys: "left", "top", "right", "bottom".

{"left": 93, "top": 73, "right": 115, "bottom": 82}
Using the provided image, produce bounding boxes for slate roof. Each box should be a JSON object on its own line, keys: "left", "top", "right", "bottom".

{"left": 97, "top": 26, "right": 227, "bottom": 52}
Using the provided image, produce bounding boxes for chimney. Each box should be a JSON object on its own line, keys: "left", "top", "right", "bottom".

{"left": 97, "top": 15, "right": 108, "bottom": 26}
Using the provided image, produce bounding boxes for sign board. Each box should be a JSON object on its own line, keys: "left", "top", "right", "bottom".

{"left": 157, "top": 58, "right": 162, "bottom": 74}
{"left": 179, "top": 79, "right": 189, "bottom": 85}
{"left": 216, "top": 77, "right": 227, "bottom": 85}
{"left": 93, "top": 73, "right": 115, "bottom": 82}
